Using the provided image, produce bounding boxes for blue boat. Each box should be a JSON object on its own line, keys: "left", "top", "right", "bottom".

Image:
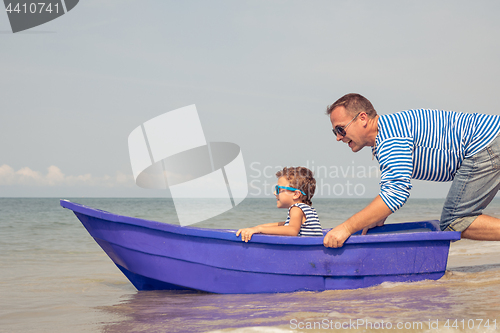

{"left": 60, "top": 200, "right": 461, "bottom": 294}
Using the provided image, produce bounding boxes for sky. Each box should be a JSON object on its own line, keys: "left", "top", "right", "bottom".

{"left": 1, "top": 0, "right": 500, "bottom": 199}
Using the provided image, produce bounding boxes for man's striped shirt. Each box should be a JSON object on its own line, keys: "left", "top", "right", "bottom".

{"left": 373, "top": 109, "right": 500, "bottom": 212}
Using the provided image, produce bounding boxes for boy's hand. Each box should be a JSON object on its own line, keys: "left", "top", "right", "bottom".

{"left": 236, "top": 227, "right": 259, "bottom": 242}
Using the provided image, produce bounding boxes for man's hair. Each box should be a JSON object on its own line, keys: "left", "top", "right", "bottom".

{"left": 276, "top": 167, "right": 316, "bottom": 206}
{"left": 326, "top": 93, "right": 377, "bottom": 118}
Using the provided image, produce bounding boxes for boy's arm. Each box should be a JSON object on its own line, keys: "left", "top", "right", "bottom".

{"left": 257, "top": 221, "right": 286, "bottom": 227}
{"left": 236, "top": 207, "right": 303, "bottom": 242}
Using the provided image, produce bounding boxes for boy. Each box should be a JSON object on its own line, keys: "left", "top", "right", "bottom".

{"left": 236, "top": 167, "right": 322, "bottom": 242}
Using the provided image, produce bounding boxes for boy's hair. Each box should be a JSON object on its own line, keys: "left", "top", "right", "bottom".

{"left": 276, "top": 167, "right": 316, "bottom": 206}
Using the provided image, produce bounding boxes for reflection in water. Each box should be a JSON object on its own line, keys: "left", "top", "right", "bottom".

{"left": 97, "top": 266, "right": 500, "bottom": 333}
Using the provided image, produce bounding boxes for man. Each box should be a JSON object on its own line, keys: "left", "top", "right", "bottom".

{"left": 323, "top": 93, "right": 500, "bottom": 248}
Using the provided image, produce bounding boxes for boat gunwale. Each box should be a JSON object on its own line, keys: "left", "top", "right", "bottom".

{"left": 60, "top": 199, "right": 461, "bottom": 245}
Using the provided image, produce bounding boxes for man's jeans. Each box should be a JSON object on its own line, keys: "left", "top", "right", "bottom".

{"left": 441, "top": 132, "right": 500, "bottom": 232}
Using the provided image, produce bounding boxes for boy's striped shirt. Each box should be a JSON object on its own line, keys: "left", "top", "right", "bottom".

{"left": 373, "top": 109, "right": 500, "bottom": 212}
{"left": 284, "top": 203, "right": 323, "bottom": 236}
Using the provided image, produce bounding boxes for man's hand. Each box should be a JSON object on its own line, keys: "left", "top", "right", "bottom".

{"left": 323, "top": 223, "right": 352, "bottom": 248}
{"left": 323, "top": 196, "right": 393, "bottom": 248}
{"left": 361, "top": 218, "right": 386, "bottom": 235}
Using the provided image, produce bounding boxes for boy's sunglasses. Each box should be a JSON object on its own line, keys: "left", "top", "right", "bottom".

{"left": 332, "top": 112, "right": 360, "bottom": 137}
{"left": 275, "top": 185, "right": 306, "bottom": 196}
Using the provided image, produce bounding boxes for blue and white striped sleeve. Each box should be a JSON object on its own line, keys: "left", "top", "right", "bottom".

{"left": 377, "top": 138, "right": 414, "bottom": 212}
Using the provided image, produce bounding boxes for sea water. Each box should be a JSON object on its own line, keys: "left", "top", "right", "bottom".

{"left": 1, "top": 198, "right": 500, "bottom": 333}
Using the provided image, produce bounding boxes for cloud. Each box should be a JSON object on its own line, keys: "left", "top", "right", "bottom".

{"left": 0, "top": 164, "right": 134, "bottom": 187}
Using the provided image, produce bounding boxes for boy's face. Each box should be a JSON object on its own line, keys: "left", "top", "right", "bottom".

{"left": 275, "top": 176, "right": 300, "bottom": 208}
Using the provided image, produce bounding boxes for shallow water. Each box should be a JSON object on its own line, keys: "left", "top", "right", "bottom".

{"left": 1, "top": 198, "right": 499, "bottom": 332}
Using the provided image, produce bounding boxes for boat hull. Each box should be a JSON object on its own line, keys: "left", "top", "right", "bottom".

{"left": 61, "top": 200, "right": 461, "bottom": 294}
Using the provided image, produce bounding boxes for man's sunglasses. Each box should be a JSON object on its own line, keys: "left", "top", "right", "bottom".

{"left": 274, "top": 185, "right": 306, "bottom": 196}
{"left": 332, "top": 112, "right": 360, "bottom": 137}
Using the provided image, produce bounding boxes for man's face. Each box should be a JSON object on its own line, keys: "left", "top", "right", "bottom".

{"left": 329, "top": 106, "right": 366, "bottom": 153}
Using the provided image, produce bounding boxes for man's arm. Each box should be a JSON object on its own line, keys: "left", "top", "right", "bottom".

{"left": 324, "top": 137, "right": 414, "bottom": 248}
{"left": 323, "top": 195, "right": 392, "bottom": 248}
